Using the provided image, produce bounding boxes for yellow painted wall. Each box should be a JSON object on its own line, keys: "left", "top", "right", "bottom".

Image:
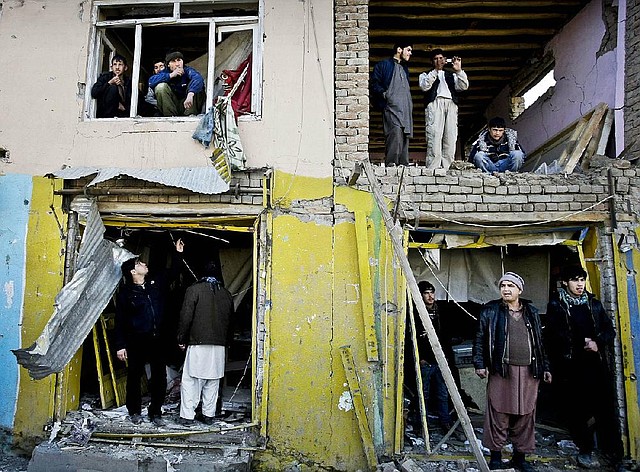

{"left": 255, "top": 176, "right": 404, "bottom": 470}
{"left": 13, "top": 177, "right": 66, "bottom": 451}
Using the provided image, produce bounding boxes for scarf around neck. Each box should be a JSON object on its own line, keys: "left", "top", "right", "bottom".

{"left": 559, "top": 287, "right": 588, "bottom": 307}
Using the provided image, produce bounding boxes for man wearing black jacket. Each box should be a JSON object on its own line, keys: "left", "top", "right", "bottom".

{"left": 91, "top": 54, "right": 132, "bottom": 118}
{"left": 115, "top": 238, "right": 185, "bottom": 426}
{"left": 473, "top": 272, "right": 551, "bottom": 471}
{"left": 545, "top": 265, "right": 621, "bottom": 469}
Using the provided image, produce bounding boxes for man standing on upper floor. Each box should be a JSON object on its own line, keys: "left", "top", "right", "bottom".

{"left": 419, "top": 49, "right": 469, "bottom": 170}
{"left": 469, "top": 116, "right": 526, "bottom": 173}
{"left": 370, "top": 43, "right": 414, "bottom": 167}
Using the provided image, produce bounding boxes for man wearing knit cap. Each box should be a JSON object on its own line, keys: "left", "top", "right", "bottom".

{"left": 473, "top": 272, "right": 551, "bottom": 471}
{"left": 148, "top": 51, "right": 206, "bottom": 116}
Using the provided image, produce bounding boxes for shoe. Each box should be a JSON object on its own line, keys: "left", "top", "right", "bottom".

{"left": 177, "top": 417, "right": 195, "bottom": 426}
{"left": 129, "top": 413, "right": 143, "bottom": 425}
{"left": 577, "top": 453, "right": 599, "bottom": 469}
{"left": 201, "top": 415, "right": 215, "bottom": 425}
{"left": 510, "top": 451, "right": 535, "bottom": 472}
{"left": 149, "top": 415, "right": 166, "bottom": 427}
{"left": 488, "top": 451, "right": 503, "bottom": 470}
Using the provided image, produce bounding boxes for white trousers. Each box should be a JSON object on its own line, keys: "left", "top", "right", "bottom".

{"left": 180, "top": 374, "right": 221, "bottom": 419}
{"left": 425, "top": 97, "right": 458, "bottom": 170}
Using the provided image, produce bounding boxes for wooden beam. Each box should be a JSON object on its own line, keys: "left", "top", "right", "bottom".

{"left": 560, "top": 103, "right": 608, "bottom": 173}
{"left": 369, "top": 12, "right": 568, "bottom": 20}
{"left": 361, "top": 160, "right": 490, "bottom": 472}
{"left": 416, "top": 211, "right": 607, "bottom": 225}
{"left": 371, "top": 0, "right": 583, "bottom": 7}
{"left": 340, "top": 346, "right": 378, "bottom": 469}
{"left": 355, "top": 211, "right": 380, "bottom": 362}
{"left": 370, "top": 28, "right": 556, "bottom": 37}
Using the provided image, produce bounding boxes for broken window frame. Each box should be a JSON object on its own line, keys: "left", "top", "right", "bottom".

{"left": 84, "top": 0, "right": 263, "bottom": 120}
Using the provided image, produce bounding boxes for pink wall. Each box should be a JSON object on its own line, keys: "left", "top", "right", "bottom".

{"left": 486, "top": 0, "right": 618, "bottom": 155}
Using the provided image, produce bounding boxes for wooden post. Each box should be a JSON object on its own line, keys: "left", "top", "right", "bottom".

{"left": 361, "top": 160, "right": 490, "bottom": 472}
{"left": 340, "top": 346, "right": 378, "bottom": 470}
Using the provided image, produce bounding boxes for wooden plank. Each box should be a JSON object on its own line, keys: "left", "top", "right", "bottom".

{"left": 362, "top": 160, "right": 490, "bottom": 472}
{"left": 562, "top": 103, "right": 608, "bottom": 173}
{"left": 340, "top": 346, "right": 378, "bottom": 469}
{"left": 596, "top": 108, "right": 615, "bottom": 155}
{"left": 355, "top": 211, "right": 379, "bottom": 362}
{"left": 100, "top": 315, "right": 122, "bottom": 407}
{"left": 555, "top": 113, "right": 591, "bottom": 170}
{"left": 406, "top": 287, "right": 431, "bottom": 452}
{"left": 613, "top": 232, "right": 640, "bottom": 461}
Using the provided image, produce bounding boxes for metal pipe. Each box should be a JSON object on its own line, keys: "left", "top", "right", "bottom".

{"left": 54, "top": 187, "right": 263, "bottom": 196}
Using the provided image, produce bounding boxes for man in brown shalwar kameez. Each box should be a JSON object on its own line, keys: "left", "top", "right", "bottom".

{"left": 473, "top": 272, "right": 552, "bottom": 471}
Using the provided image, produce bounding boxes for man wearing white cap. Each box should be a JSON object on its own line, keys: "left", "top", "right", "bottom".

{"left": 473, "top": 272, "right": 552, "bottom": 471}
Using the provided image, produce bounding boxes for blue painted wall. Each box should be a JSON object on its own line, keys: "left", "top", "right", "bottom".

{"left": 0, "top": 174, "right": 32, "bottom": 429}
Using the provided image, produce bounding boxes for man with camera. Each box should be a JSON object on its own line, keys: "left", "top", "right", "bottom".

{"left": 419, "top": 48, "right": 469, "bottom": 170}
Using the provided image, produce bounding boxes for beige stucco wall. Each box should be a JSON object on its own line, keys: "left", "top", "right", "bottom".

{"left": 0, "top": 0, "right": 334, "bottom": 178}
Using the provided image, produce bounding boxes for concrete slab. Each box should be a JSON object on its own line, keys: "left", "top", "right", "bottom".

{"left": 28, "top": 442, "right": 252, "bottom": 472}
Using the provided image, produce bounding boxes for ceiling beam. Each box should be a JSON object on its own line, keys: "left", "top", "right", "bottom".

{"left": 369, "top": 28, "right": 556, "bottom": 37}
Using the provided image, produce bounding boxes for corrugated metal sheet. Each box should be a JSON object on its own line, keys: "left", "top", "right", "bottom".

{"left": 51, "top": 166, "right": 230, "bottom": 195}
{"left": 13, "top": 199, "right": 135, "bottom": 380}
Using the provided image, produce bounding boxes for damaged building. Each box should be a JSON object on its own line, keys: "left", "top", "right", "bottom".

{"left": 0, "top": 0, "right": 639, "bottom": 471}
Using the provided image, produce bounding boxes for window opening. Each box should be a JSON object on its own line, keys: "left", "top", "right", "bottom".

{"left": 509, "top": 55, "right": 555, "bottom": 120}
{"left": 86, "top": 0, "right": 262, "bottom": 120}
{"left": 78, "top": 225, "right": 256, "bottom": 436}
{"left": 522, "top": 69, "right": 556, "bottom": 109}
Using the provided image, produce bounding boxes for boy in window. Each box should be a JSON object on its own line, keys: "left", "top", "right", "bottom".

{"left": 144, "top": 59, "right": 166, "bottom": 116}
{"left": 149, "top": 51, "right": 205, "bottom": 116}
{"left": 91, "top": 54, "right": 132, "bottom": 118}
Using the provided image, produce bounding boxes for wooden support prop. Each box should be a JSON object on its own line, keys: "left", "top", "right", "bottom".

{"left": 361, "top": 160, "right": 490, "bottom": 472}
{"left": 100, "top": 315, "right": 122, "bottom": 407}
{"left": 355, "top": 211, "right": 379, "bottom": 361}
{"left": 407, "top": 287, "right": 431, "bottom": 452}
{"left": 558, "top": 103, "right": 608, "bottom": 173}
{"left": 340, "top": 346, "right": 378, "bottom": 470}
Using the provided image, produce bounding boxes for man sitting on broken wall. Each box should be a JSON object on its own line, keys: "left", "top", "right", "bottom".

{"left": 469, "top": 116, "right": 526, "bottom": 173}
{"left": 149, "top": 51, "right": 206, "bottom": 116}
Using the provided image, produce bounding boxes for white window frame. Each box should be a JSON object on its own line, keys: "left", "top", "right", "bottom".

{"left": 84, "top": 0, "right": 263, "bottom": 120}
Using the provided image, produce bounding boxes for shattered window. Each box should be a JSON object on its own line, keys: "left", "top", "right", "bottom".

{"left": 85, "top": 0, "right": 261, "bottom": 120}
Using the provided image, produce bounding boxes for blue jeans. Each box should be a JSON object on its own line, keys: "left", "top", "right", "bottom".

{"left": 473, "top": 150, "right": 525, "bottom": 173}
{"left": 420, "top": 363, "right": 451, "bottom": 423}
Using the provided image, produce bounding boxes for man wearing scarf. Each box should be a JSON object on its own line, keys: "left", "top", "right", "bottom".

{"left": 545, "top": 265, "right": 621, "bottom": 469}
{"left": 177, "top": 260, "right": 234, "bottom": 425}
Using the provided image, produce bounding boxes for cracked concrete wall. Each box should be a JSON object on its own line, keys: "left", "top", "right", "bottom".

{"left": 255, "top": 173, "right": 404, "bottom": 470}
{"left": 0, "top": 0, "right": 335, "bottom": 178}
{"left": 486, "top": 0, "right": 619, "bottom": 155}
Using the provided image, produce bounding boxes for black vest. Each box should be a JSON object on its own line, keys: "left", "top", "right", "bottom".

{"left": 423, "top": 70, "right": 460, "bottom": 107}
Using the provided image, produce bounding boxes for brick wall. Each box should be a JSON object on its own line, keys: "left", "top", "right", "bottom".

{"left": 351, "top": 165, "right": 639, "bottom": 225}
{"left": 334, "top": 0, "right": 369, "bottom": 183}
{"left": 625, "top": 0, "right": 640, "bottom": 149}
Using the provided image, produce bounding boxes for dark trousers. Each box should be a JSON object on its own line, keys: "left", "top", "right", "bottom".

{"left": 420, "top": 363, "right": 451, "bottom": 423}
{"left": 557, "top": 361, "right": 621, "bottom": 457}
{"left": 96, "top": 85, "right": 128, "bottom": 118}
{"left": 126, "top": 333, "right": 167, "bottom": 418}
{"left": 383, "top": 115, "right": 410, "bottom": 166}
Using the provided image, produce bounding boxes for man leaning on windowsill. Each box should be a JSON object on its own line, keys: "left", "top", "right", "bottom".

{"left": 148, "top": 51, "right": 206, "bottom": 117}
